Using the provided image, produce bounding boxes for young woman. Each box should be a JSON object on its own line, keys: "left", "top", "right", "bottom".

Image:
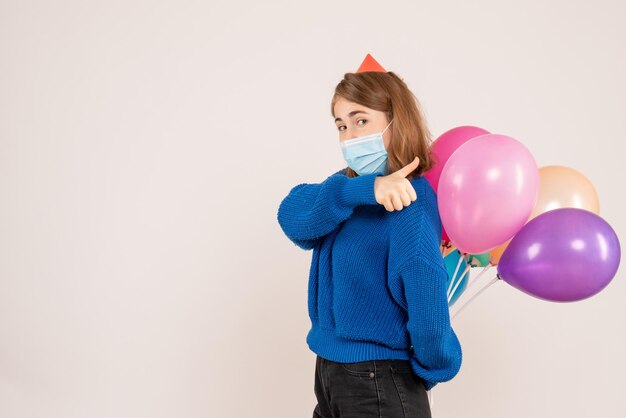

{"left": 277, "top": 55, "right": 462, "bottom": 418}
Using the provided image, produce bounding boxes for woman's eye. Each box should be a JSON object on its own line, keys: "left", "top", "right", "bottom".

{"left": 337, "top": 126, "right": 346, "bottom": 131}
{"left": 357, "top": 119, "right": 367, "bottom": 126}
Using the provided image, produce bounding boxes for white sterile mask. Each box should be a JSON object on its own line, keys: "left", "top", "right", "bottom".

{"left": 340, "top": 119, "right": 393, "bottom": 176}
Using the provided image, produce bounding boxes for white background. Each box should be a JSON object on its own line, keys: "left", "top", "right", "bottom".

{"left": 1, "top": 1, "right": 624, "bottom": 417}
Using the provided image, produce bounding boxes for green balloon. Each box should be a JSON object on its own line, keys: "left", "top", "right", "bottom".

{"left": 467, "top": 252, "right": 490, "bottom": 267}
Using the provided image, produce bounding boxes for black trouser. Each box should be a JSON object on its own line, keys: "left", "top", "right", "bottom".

{"left": 313, "top": 355, "right": 431, "bottom": 418}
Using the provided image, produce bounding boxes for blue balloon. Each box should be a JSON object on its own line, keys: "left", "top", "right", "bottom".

{"left": 445, "top": 249, "right": 470, "bottom": 306}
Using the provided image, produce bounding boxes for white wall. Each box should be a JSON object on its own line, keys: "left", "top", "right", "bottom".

{"left": 1, "top": 0, "right": 624, "bottom": 417}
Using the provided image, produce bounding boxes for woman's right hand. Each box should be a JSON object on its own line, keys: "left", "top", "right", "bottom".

{"left": 374, "top": 157, "right": 420, "bottom": 212}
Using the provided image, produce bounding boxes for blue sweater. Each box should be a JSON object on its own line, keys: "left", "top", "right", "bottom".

{"left": 277, "top": 168, "right": 462, "bottom": 391}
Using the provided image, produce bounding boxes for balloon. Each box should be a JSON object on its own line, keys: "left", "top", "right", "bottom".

{"left": 467, "top": 252, "right": 491, "bottom": 267}
{"left": 489, "top": 238, "right": 511, "bottom": 265}
{"left": 498, "top": 208, "right": 621, "bottom": 302}
{"left": 440, "top": 243, "right": 457, "bottom": 258}
{"left": 425, "top": 126, "right": 490, "bottom": 244}
{"left": 489, "top": 165, "right": 600, "bottom": 265}
{"left": 445, "top": 249, "right": 470, "bottom": 306}
{"left": 531, "top": 165, "right": 600, "bottom": 219}
{"left": 438, "top": 134, "right": 539, "bottom": 254}
{"left": 425, "top": 126, "right": 491, "bottom": 193}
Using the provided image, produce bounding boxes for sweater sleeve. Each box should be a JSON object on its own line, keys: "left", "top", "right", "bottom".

{"left": 277, "top": 171, "right": 383, "bottom": 250}
{"left": 398, "top": 257, "right": 462, "bottom": 391}
{"left": 388, "top": 178, "right": 462, "bottom": 391}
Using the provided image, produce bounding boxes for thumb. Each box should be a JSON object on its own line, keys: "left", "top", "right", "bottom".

{"left": 393, "top": 156, "right": 420, "bottom": 178}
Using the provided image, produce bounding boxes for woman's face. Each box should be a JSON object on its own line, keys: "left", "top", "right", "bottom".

{"left": 333, "top": 96, "right": 393, "bottom": 149}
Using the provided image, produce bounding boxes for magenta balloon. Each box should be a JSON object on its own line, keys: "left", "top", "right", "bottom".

{"left": 437, "top": 134, "right": 539, "bottom": 254}
{"left": 498, "top": 208, "right": 621, "bottom": 302}
{"left": 424, "top": 125, "right": 490, "bottom": 244}
{"left": 424, "top": 126, "right": 491, "bottom": 193}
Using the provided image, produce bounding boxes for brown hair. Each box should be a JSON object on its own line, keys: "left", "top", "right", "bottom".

{"left": 331, "top": 71, "right": 434, "bottom": 179}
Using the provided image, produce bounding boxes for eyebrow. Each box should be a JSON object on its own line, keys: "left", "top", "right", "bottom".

{"left": 334, "top": 110, "right": 369, "bottom": 123}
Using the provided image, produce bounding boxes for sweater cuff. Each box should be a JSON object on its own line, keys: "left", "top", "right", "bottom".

{"left": 338, "top": 172, "right": 382, "bottom": 207}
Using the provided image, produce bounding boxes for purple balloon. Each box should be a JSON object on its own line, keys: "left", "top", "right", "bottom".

{"left": 498, "top": 208, "right": 621, "bottom": 302}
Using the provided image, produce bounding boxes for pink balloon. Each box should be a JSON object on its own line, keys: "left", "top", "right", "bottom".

{"left": 424, "top": 126, "right": 490, "bottom": 244}
{"left": 437, "top": 134, "right": 539, "bottom": 254}
{"left": 425, "top": 126, "right": 491, "bottom": 192}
